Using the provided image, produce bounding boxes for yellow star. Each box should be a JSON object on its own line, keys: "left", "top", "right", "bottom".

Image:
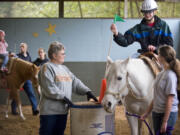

{"left": 45, "top": 23, "right": 56, "bottom": 36}
{"left": 32, "top": 32, "right": 39, "bottom": 38}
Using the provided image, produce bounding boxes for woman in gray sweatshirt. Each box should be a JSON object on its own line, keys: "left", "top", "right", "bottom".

{"left": 38, "top": 41, "right": 97, "bottom": 135}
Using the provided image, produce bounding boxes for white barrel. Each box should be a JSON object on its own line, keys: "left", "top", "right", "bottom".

{"left": 70, "top": 101, "right": 114, "bottom": 135}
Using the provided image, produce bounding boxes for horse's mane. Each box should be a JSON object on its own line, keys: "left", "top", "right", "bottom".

{"left": 13, "top": 57, "right": 33, "bottom": 66}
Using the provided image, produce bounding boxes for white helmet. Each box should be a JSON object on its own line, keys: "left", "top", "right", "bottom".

{"left": 141, "top": 0, "right": 158, "bottom": 12}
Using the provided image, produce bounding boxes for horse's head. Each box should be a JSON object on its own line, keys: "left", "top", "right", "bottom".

{"left": 31, "top": 64, "right": 41, "bottom": 96}
{"left": 102, "top": 57, "right": 130, "bottom": 113}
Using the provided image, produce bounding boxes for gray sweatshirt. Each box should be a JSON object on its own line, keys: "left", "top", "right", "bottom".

{"left": 38, "top": 62, "right": 91, "bottom": 115}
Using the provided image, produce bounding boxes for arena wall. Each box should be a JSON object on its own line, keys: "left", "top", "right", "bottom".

{"left": 0, "top": 18, "right": 179, "bottom": 104}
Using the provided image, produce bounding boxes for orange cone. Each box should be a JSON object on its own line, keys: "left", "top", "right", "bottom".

{"left": 98, "top": 78, "right": 107, "bottom": 103}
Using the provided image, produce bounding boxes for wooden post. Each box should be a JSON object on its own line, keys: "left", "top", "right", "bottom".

{"left": 59, "top": 0, "right": 64, "bottom": 18}
{"left": 124, "top": 0, "right": 128, "bottom": 18}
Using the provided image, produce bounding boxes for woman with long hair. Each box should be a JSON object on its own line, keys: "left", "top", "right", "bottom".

{"left": 141, "top": 45, "right": 180, "bottom": 135}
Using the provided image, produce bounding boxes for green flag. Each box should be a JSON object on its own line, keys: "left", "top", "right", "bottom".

{"left": 114, "top": 14, "right": 125, "bottom": 23}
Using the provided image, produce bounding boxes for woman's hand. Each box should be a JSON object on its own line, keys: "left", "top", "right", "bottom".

{"left": 110, "top": 23, "right": 118, "bottom": 36}
{"left": 140, "top": 112, "right": 148, "bottom": 121}
{"left": 148, "top": 45, "right": 156, "bottom": 52}
{"left": 160, "top": 121, "right": 167, "bottom": 133}
{"left": 87, "top": 91, "right": 98, "bottom": 102}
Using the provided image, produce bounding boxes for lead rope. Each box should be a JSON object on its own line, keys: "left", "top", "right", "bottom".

{"left": 126, "top": 112, "right": 173, "bottom": 135}
{"left": 126, "top": 112, "right": 153, "bottom": 135}
{"left": 156, "top": 127, "right": 173, "bottom": 135}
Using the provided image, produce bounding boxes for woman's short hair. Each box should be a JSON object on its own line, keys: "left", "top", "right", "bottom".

{"left": 48, "top": 41, "right": 65, "bottom": 60}
{"left": 20, "top": 43, "right": 28, "bottom": 48}
{"left": 20, "top": 43, "right": 28, "bottom": 52}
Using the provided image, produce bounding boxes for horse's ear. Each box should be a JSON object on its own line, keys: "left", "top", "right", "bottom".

{"left": 32, "top": 64, "right": 39, "bottom": 72}
{"left": 124, "top": 57, "right": 130, "bottom": 65}
{"left": 107, "top": 56, "right": 113, "bottom": 65}
{"left": 105, "top": 56, "right": 113, "bottom": 77}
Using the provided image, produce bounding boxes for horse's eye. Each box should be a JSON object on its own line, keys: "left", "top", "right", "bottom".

{"left": 117, "top": 76, "right": 122, "bottom": 80}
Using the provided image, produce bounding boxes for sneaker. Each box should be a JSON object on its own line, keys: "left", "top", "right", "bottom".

{"left": 3, "top": 68, "right": 8, "bottom": 72}
{"left": 0, "top": 67, "right": 4, "bottom": 72}
{"left": 33, "top": 110, "right": 39, "bottom": 116}
{"left": 1, "top": 67, "right": 8, "bottom": 72}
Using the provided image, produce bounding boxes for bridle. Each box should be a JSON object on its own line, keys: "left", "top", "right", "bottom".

{"left": 105, "top": 73, "right": 129, "bottom": 101}
{"left": 105, "top": 72, "right": 149, "bottom": 101}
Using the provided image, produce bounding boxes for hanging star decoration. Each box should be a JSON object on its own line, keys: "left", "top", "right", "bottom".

{"left": 45, "top": 23, "right": 56, "bottom": 36}
{"left": 32, "top": 32, "right": 39, "bottom": 38}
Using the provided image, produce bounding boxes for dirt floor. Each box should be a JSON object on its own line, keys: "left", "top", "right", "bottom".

{"left": 0, "top": 105, "right": 180, "bottom": 135}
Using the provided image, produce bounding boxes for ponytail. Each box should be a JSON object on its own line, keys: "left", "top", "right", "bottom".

{"left": 159, "top": 45, "right": 180, "bottom": 90}
{"left": 170, "top": 59, "right": 180, "bottom": 90}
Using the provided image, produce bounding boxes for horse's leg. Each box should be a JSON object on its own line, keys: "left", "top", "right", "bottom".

{"left": 18, "top": 104, "right": 26, "bottom": 120}
{"left": 14, "top": 90, "right": 26, "bottom": 120}
{"left": 147, "top": 113, "right": 154, "bottom": 135}
{"left": 126, "top": 114, "right": 139, "bottom": 135}
{"left": 138, "top": 119, "right": 143, "bottom": 135}
{"left": 37, "top": 85, "right": 41, "bottom": 99}
{"left": 5, "top": 95, "right": 11, "bottom": 118}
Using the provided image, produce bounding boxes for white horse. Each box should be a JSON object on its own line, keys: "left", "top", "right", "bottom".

{"left": 102, "top": 57, "right": 156, "bottom": 135}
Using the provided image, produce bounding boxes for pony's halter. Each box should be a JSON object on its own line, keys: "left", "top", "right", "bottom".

{"left": 105, "top": 73, "right": 129, "bottom": 100}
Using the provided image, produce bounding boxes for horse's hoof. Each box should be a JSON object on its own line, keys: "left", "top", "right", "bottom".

{"left": 20, "top": 116, "right": 26, "bottom": 120}
{"left": 5, "top": 115, "right": 8, "bottom": 118}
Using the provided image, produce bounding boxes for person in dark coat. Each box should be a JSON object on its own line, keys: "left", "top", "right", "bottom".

{"left": 33, "top": 48, "right": 48, "bottom": 66}
{"left": 110, "top": 0, "right": 173, "bottom": 57}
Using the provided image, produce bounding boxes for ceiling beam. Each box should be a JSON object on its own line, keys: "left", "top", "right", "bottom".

{"left": 0, "top": 0, "right": 166, "bottom": 2}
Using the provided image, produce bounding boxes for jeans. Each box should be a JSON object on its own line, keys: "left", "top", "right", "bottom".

{"left": 11, "top": 80, "right": 38, "bottom": 112}
{"left": 0, "top": 53, "right": 9, "bottom": 68}
{"left": 39, "top": 114, "right": 68, "bottom": 135}
{"left": 152, "top": 111, "right": 178, "bottom": 135}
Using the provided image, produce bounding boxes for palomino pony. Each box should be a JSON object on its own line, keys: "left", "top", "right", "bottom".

{"left": 102, "top": 57, "right": 157, "bottom": 135}
{"left": 0, "top": 57, "right": 40, "bottom": 120}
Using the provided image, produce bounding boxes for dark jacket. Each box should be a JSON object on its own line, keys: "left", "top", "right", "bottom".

{"left": 113, "top": 15, "right": 173, "bottom": 53}
{"left": 17, "top": 52, "right": 32, "bottom": 62}
{"left": 33, "top": 58, "right": 49, "bottom": 66}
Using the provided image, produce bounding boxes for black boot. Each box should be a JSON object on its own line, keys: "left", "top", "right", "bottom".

{"left": 11, "top": 110, "right": 18, "bottom": 115}
{"left": 33, "top": 110, "right": 39, "bottom": 116}
{"left": 11, "top": 100, "right": 18, "bottom": 115}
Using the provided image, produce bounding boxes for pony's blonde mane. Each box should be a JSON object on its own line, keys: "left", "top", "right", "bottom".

{"left": 13, "top": 57, "right": 33, "bottom": 67}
